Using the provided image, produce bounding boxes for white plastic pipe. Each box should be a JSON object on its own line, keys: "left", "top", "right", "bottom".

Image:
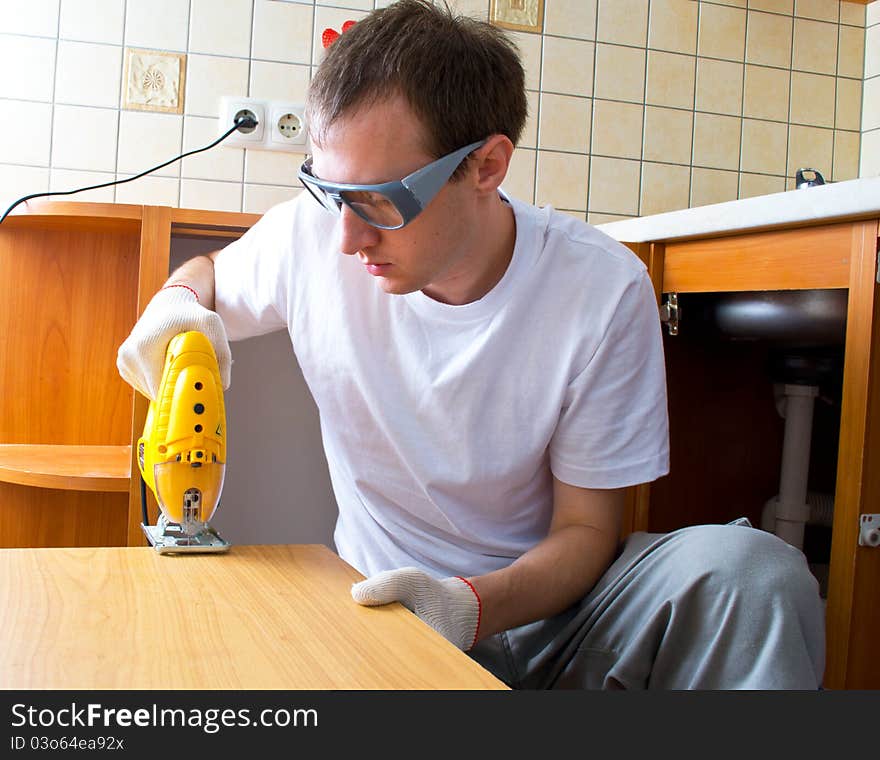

{"left": 772, "top": 383, "right": 819, "bottom": 550}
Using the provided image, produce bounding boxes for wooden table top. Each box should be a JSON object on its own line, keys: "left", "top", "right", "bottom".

{"left": 0, "top": 544, "right": 506, "bottom": 690}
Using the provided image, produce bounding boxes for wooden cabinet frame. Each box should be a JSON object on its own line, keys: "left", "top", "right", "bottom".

{"left": 0, "top": 202, "right": 259, "bottom": 550}
{"left": 625, "top": 218, "right": 880, "bottom": 689}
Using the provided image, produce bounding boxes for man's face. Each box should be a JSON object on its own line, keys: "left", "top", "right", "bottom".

{"left": 308, "top": 96, "right": 480, "bottom": 304}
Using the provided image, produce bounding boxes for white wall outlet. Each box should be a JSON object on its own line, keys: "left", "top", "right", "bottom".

{"left": 218, "top": 96, "right": 267, "bottom": 147}
{"left": 267, "top": 103, "right": 308, "bottom": 151}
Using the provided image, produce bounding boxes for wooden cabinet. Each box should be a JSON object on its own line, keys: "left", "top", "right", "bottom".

{"left": 622, "top": 217, "right": 880, "bottom": 689}
{"left": 0, "top": 202, "right": 259, "bottom": 549}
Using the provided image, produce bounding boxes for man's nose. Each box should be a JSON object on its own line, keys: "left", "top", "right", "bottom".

{"left": 338, "top": 204, "right": 381, "bottom": 255}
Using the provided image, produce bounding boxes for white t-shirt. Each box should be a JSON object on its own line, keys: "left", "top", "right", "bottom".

{"left": 213, "top": 192, "right": 669, "bottom": 578}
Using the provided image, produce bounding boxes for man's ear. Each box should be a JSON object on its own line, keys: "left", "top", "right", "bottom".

{"left": 472, "top": 134, "right": 514, "bottom": 196}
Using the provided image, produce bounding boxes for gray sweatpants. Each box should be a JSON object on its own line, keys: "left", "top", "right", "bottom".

{"left": 468, "top": 522, "right": 826, "bottom": 689}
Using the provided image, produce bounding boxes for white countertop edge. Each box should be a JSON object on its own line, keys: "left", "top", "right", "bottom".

{"left": 595, "top": 176, "right": 880, "bottom": 243}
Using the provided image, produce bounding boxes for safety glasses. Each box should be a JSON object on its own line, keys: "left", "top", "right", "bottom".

{"left": 297, "top": 139, "right": 486, "bottom": 230}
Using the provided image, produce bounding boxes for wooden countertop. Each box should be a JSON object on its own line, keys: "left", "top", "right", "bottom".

{"left": 0, "top": 544, "right": 507, "bottom": 690}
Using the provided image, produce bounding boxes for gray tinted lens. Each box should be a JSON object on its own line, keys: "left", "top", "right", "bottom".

{"left": 341, "top": 190, "right": 404, "bottom": 228}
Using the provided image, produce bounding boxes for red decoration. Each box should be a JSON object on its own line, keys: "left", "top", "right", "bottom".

{"left": 322, "top": 20, "right": 357, "bottom": 49}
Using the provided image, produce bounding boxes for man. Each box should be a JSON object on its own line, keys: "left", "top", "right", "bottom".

{"left": 118, "top": 0, "right": 824, "bottom": 688}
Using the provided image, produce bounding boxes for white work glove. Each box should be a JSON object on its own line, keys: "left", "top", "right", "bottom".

{"left": 351, "top": 568, "right": 482, "bottom": 651}
{"left": 116, "top": 284, "right": 232, "bottom": 401}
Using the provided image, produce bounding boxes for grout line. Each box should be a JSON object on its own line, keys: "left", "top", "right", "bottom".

{"left": 636, "top": 1, "right": 650, "bottom": 218}
{"left": 242, "top": 0, "right": 256, "bottom": 213}
{"left": 45, "top": 3, "right": 61, "bottom": 194}
{"left": 584, "top": 0, "right": 600, "bottom": 218}
{"left": 689, "top": 1, "right": 700, "bottom": 207}
{"left": 737, "top": 4, "right": 748, "bottom": 199}
{"left": 110, "top": 0, "right": 130, "bottom": 204}
{"left": 783, "top": 3, "right": 795, "bottom": 187}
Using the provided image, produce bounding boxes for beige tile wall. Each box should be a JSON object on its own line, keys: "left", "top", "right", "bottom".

{"left": 862, "top": 1, "right": 880, "bottom": 176}
{"left": 0, "top": 0, "right": 873, "bottom": 218}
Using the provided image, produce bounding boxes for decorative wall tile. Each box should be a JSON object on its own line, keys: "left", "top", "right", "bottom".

{"left": 244, "top": 184, "right": 300, "bottom": 214}
{"left": 49, "top": 167, "right": 115, "bottom": 201}
{"left": 699, "top": 4, "right": 746, "bottom": 62}
{"left": 0, "top": 0, "right": 59, "bottom": 37}
{"left": 244, "top": 150, "right": 304, "bottom": 186}
{"left": 594, "top": 43, "right": 646, "bottom": 102}
{"left": 520, "top": 91, "right": 540, "bottom": 149}
{"left": 588, "top": 156, "right": 640, "bottom": 214}
{"left": 544, "top": 0, "right": 597, "bottom": 40}
{"left": 51, "top": 104, "right": 118, "bottom": 171}
{"left": 55, "top": 41, "right": 121, "bottom": 108}
{"left": 746, "top": 10, "right": 793, "bottom": 67}
{"left": 542, "top": 36, "right": 594, "bottom": 97}
{"left": 862, "top": 75, "right": 880, "bottom": 130}
{"left": 0, "top": 101, "right": 52, "bottom": 165}
{"left": 180, "top": 178, "right": 243, "bottom": 212}
{"left": 184, "top": 55, "right": 250, "bottom": 118}
{"left": 0, "top": 0, "right": 871, "bottom": 216}
{"left": 859, "top": 129, "right": 880, "bottom": 177}
{"left": 749, "top": 0, "right": 794, "bottom": 13}
{"left": 643, "top": 106, "right": 693, "bottom": 164}
{"left": 181, "top": 116, "right": 244, "bottom": 182}
{"left": 0, "top": 164, "right": 49, "bottom": 213}
{"left": 189, "top": 0, "right": 252, "bottom": 58}
{"left": 648, "top": 0, "right": 698, "bottom": 55}
{"left": 787, "top": 124, "right": 834, "bottom": 176}
{"left": 690, "top": 167, "right": 739, "bottom": 207}
{"left": 536, "top": 151, "right": 588, "bottom": 210}
{"left": 597, "top": 0, "right": 648, "bottom": 47}
{"left": 503, "top": 148, "right": 537, "bottom": 203}
{"left": 839, "top": 2, "right": 866, "bottom": 26}
{"left": 253, "top": 0, "right": 314, "bottom": 65}
{"left": 646, "top": 50, "right": 696, "bottom": 109}
{"left": 249, "top": 61, "right": 311, "bottom": 103}
{"left": 789, "top": 72, "right": 835, "bottom": 128}
{"left": 836, "top": 78, "right": 862, "bottom": 130}
{"left": 640, "top": 161, "right": 690, "bottom": 215}
{"left": 693, "top": 113, "right": 742, "bottom": 170}
{"left": 116, "top": 110, "right": 182, "bottom": 177}
{"left": 59, "top": 0, "right": 124, "bottom": 44}
{"left": 695, "top": 58, "right": 743, "bottom": 115}
{"left": 741, "top": 118, "right": 788, "bottom": 174}
{"left": 124, "top": 0, "right": 190, "bottom": 52}
{"left": 794, "top": 0, "right": 839, "bottom": 22}
{"left": 832, "top": 129, "right": 861, "bottom": 180}
{"left": 115, "top": 173, "right": 179, "bottom": 205}
{"left": 592, "top": 100, "right": 644, "bottom": 159}
{"left": 538, "top": 93, "right": 591, "bottom": 153}
{"left": 0, "top": 36, "right": 56, "bottom": 102}
{"left": 792, "top": 18, "right": 838, "bottom": 74}
{"left": 739, "top": 171, "right": 785, "bottom": 198}
{"left": 861, "top": 24, "right": 878, "bottom": 77}
{"left": 743, "top": 65, "right": 790, "bottom": 121}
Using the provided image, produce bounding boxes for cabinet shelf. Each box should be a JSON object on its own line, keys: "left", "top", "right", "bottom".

{"left": 0, "top": 444, "right": 131, "bottom": 492}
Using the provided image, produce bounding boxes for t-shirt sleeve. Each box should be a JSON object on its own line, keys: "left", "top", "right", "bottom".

{"left": 212, "top": 200, "right": 294, "bottom": 341}
{"left": 549, "top": 269, "right": 670, "bottom": 489}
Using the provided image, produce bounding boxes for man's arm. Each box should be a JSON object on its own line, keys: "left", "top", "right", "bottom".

{"left": 164, "top": 251, "right": 221, "bottom": 309}
{"left": 351, "top": 478, "right": 626, "bottom": 649}
{"left": 468, "top": 478, "right": 624, "bottom": 641}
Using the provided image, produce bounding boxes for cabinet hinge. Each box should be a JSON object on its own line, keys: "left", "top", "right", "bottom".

{"left": 659, "top": 292, "right": 679, "bottom": 336}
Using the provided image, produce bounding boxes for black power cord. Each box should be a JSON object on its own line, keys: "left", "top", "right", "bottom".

{"left": 0, "top": 114, "right": 258, "bottom": 225}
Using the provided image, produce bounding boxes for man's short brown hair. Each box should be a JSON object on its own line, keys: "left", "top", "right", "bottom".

{"left": 307, "top": 0, "right": 527, "bottom": 162}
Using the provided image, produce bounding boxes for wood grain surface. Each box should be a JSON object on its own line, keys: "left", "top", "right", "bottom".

{"left": 0, "top": 544, "right": 507, "bottom": 690}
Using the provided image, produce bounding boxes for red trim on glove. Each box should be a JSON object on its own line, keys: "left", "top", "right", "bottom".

{"left": 455, "top": 576, "right": 482, "bottom": 650}
{"left": 162, "top": 283, "right": 199, "bottom": 302}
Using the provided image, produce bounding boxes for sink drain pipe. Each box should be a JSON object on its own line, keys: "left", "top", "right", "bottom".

{"left": 761, "top": 383, "right": 820, "bottom": 550}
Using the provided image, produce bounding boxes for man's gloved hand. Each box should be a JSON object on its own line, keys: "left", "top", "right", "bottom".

{"left": 351, "top": 567, "right": 482, "bottom": 651}
{"left": 116, "top": 284, "right": 232, "bottom": 401}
